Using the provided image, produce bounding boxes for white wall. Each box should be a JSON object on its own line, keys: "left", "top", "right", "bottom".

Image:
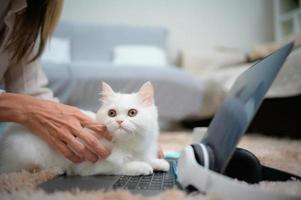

{"left": 61, "top": 0, "right": 274, "bottom": 53}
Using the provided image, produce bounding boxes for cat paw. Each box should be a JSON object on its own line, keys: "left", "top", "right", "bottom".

{"left": 123, "top": 161, "right": 153, "bottom": 176}
{"left": 149, "top": 159, "right": 170, "bottom": 171}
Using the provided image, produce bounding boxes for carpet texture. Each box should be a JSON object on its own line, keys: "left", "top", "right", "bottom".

{"left": 0, "top": 132, "right": 300, "bottom": 200}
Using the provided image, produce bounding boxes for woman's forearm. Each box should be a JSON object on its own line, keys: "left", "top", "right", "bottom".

{"left": 0, "top": 93, "right": 30, "bottom": 123}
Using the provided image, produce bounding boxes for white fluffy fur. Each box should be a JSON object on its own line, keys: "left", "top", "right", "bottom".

{"left": 0, "top": 82, "right": 169, "bottom": 176}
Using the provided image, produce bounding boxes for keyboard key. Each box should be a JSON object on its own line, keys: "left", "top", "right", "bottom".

{"left": 112, "top": 160, "right": 176, "bottom": 190}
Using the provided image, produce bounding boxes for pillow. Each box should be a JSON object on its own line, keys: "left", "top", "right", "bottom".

{"left": 41, "top": 37, "right": 71, "bottom": 64}
{"left": 112, "top": 45, "right": 167, "bottom": 67}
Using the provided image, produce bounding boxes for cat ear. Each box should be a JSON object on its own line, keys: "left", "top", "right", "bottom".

{"left": 138, "top": 81, "right": 154, "bottom": 106}
{"left": 101, "top": 82, "right": 115, "bottom": 101}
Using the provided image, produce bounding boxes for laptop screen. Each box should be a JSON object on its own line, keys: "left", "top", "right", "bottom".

{"left": 201, "top": 42, "right": 294, "bottom": 172}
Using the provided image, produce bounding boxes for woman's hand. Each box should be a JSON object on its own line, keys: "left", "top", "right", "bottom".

{"left": 0, "top": 93, "right": 112, "bottom": 163}
{"left": 23, "top": 98, "right": 113, "bottom": 163}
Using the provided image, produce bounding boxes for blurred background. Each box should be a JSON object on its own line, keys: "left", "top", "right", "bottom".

{"left": 61, "top": 0, "right": 273, "bottom": 53}
{"left": 41, "top": 0, "right": 301, "bottom": 137}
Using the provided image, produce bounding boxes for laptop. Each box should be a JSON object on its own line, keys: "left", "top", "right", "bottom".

{"left": 39, "top": 42, "right": 298, "bottom": 196}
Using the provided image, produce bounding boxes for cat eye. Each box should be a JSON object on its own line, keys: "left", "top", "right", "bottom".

{"left": 108, "top": 109, "right": 117, "bottom": 117}
{"left": 128, "top": 109, "right": 138, "bottom": 117}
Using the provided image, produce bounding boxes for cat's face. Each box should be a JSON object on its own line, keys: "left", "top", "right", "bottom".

{"left": 96, "top": 82, "right": 158, "bottom": 140}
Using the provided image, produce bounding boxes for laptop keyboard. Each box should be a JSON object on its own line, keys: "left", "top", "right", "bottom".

{"left": 112, "top": 160, "right": 176, "bottom": 190}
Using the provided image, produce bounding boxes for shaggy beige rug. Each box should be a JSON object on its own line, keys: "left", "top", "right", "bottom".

{"left": 0, "top": 132, "right": 300, "bottom": 200}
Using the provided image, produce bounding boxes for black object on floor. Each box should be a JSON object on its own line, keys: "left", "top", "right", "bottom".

{"left": 224, "top": 148, "right": 301, "bottom": 184}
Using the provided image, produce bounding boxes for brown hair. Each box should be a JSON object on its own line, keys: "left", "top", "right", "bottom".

{"left": 6, "top": 0, "right": 63, "bottom": 64}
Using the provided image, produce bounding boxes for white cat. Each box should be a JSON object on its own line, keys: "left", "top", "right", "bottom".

{"left": 0, "top": 82, "right": 169, "bottom": 176}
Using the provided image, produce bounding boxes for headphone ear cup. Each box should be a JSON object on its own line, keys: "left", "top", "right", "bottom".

{"left": 224, "top": 148, "right": 262, "bottom": 184}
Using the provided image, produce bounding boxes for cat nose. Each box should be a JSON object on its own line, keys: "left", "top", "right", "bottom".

{"left": 116, "top": 120, "right": 124, "bottom": 125}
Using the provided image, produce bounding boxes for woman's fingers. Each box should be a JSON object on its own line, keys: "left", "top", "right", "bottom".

{"left": 81, "top": 147, "right": 99, "bottom": 162}
{"left": 85, "top": 123, "right": 112, "bottom": 141}
{"left": 72, "top": 128, "right": 111, "bottom": 159}
{"left": 31, "top": 122, "right": 83, "bottom": 163}
{"left": 49, "top": 135, "right": 83, "bottom": 163}
{"left": 57, "top": 128, "right": 86, "bottom": 157}
{"left": 59, "top": 119, "right": 111, "bottom": 162}
{"left": 46, "top": 122, "right": 87, "bottom": 159}
{"left": 76, "top": 112, "right": 113, "bottom": 141}
{"left": 50, "top": 127, "right": 99, "bottom": 163}
{"left": 57, "top": 125, "right": 100, "bottom": 162}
